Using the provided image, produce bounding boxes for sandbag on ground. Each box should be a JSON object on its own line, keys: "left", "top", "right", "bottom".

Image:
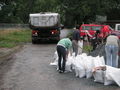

{"left": 85, "top": 55, "right": 105, "bottom": 79}
{"left": 65, "top": 56, "right": 75, "bottom": 72}
{"left": 92, "top": 65, "right": 120, "bottom": 87}
{"left": 50, "top": 51, "right": 120, "bottom": 87}
{"left": 50, "top": 51, "right": 58, "bottom": 66}
{"left": 92, "top": 66, "right": 106, "bottom": 83}
{"left": 85, "top": 56, "right": 94, "bottom": 78}
{"left": 104, "top": 66, "right": 120, "bottom": 86}
{"left": 50, "top": 51, "right": 74, "bottom": 72}
{"left": 74, "top": 55, "right": 86, "bottom": 78}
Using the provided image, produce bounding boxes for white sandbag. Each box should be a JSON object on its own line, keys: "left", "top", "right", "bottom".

{"left": 104, "top": 66, "right": 120, "bottom": 86}
{"left": 73, "top": 57, "right": 80, "bottom": 77}
{"left": 66, "top": 52, "right": 76, "bottom": 71}
{"left": 50, "top": 51, "right": 58, "bottom": 66}
{"left": 50, "top": 62, "right": 57, "bottom": 66}
{"left": 80, "top": 54, "right": 105, "bottom": 79}
{"left": 74, "top": 53, "right": 93, "bottom": 78}
{"left": 78, "top": 40, "right": 83, "bottom": 48}
{"left": 92, "top": 66, "right": 106, "bottom": 83}
{"left": 50, "top": 51, "right": 75, "bottom": 72}
{"left": 74, "top": 66, "right": 79, "bottom": 77}
{"left": 100, "top": 56, "right": 105, "bottom": 65}
{"left": 65, "top": 56, "right": 74, "bottom": 72}
{"left": 104, "top": 74, "right": 115, "bottom": 86}
{"left": 78, "top": 40, "right": 83, "bottom": 54}
{"left": 93, "top": 70, "right": 105, "bottom": 83}
{"left": 80, "top": 53, "right": 88, "bottom": 57}
{"left": 91, "top": 56, "right": 106, "bottom": 81}
{"left": 93, "top": 56, "right": 105, "bottom": 67}
{"left": 109, "top": 70, "right": 120, "bottom": 87}
{"left": 85, "top": 56, "right": 94, "bottom": 79}
{"left": 70, "top": 53, "right": 76, "bottom": 70}
{"left": 50, "top": 51, "right": 72, "bottom": 66}
{"left": 74, "top": 54, "right": 86, "bottom": 78}
{"left": 77, "top": 57, "right": 86, "bottom": 78}
{"left": 74, "top": 64, "right": 86, "bottom": 78}
{"left": 79, "top": 68, "right": 86, "bottom": 78}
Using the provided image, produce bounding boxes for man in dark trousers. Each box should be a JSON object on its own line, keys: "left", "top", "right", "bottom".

{"left": 56, "top": 38, "right": 72, "bottom": 73}
{"left": 72, "top": 25, "right": 81, "bottom": 56}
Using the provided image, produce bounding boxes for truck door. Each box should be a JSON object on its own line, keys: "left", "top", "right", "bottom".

{"left": 115, "top": 24, "right": 120, "bottom": 31}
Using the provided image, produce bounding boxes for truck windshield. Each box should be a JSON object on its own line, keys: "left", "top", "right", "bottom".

{"left": 91, "top": 26, "right": 102, "bottom": 31}
{"left": 82, "top": 26, "right": 91, "bottom": 30}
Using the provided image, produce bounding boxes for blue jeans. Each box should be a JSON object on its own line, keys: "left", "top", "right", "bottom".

{"left": 105, "top": 45, "right": 118, "bottom": 67}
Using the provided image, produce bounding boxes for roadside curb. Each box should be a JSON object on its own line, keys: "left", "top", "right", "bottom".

{"left": 0, "top": 45, "right": 23, "bottom": 64}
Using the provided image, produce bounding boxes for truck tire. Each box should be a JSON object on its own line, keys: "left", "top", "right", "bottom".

{"left": 32, "top": 39, "right": 37, "bottom": 44}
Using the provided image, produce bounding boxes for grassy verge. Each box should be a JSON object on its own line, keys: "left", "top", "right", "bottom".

{"left": 0, "top": 29, "right": 31, "bottom": 48}
{"left": 83, "top": 44, "right": 93, "bottom": 53}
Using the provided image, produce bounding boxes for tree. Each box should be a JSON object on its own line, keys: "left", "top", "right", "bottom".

{"left": 0, "top": 0, "right": 120, "bottom": 26}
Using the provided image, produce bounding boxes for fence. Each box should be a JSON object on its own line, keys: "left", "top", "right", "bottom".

{"left": 0, "top": 24, "right": 30, "bottom": 30}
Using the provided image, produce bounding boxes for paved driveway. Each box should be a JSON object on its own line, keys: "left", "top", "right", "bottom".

{"left": 0, "top": 43, "right": 119, "bottom": 90}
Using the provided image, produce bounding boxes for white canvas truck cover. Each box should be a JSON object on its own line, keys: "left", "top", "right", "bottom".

{"left": 29, "top": 12, "right": 60, "bottom": 27}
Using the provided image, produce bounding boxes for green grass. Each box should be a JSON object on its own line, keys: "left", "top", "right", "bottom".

{"left": 83, "top": 45, "right": 93, "bottom": 53}
{"left": 0, "top": 29, "right": 31, "bottom": 48}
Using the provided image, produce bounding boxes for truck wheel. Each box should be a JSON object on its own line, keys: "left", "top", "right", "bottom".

{"left": 32, "top": 40, "right": 37, "bottom": 44}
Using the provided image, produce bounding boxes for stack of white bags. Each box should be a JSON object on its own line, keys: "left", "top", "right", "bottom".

{"left": 50, "top": 51, "right": 120, "bottom": 87}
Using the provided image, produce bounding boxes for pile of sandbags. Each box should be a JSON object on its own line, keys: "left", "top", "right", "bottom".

{"left": 50, "top": 51, "right": 120, "bottom": 87}
{"left": 72, "top": 53, "right": 105, "bottom": 79}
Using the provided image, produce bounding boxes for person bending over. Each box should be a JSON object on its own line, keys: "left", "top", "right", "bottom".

{"left": 56, "top": 38, "right": 72, "bottom": 73}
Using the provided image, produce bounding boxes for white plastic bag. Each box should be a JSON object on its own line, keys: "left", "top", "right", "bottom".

{"left": 78, "top": 40, "right": 83, "bottom": 54}
{"left": 93, "top": 70, "right": 105, "bottom": 83}
{"left": 104, "top": 66, "right": 120, "bottom": 86}
{"left": 85, "top": 56, "right": 94, "bottom": 79}
{"left": 93, "top": 56, "right": 105, "bottom": 68}
{"left": 74, "top": 54, "right": 86, "bottom": 78}
{"left": 65, "top": 56, "right": 74, "bottom": 72}
{"left": 50, "top": 51, "right": 58, "bottom": 66}
{"left": 92, "top": 56, "right": 105, "bottom": 83}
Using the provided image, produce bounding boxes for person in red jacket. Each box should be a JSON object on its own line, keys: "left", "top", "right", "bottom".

{"left": 101, "top": 25, "right": 110, "bottom": 42}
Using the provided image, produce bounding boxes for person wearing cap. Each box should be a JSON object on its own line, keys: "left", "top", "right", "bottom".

{"left": 56, "top": 38, "right": 72, "bottom": 73}
{"left": 105, "top": 33, "right": 120, "bottom": 68}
